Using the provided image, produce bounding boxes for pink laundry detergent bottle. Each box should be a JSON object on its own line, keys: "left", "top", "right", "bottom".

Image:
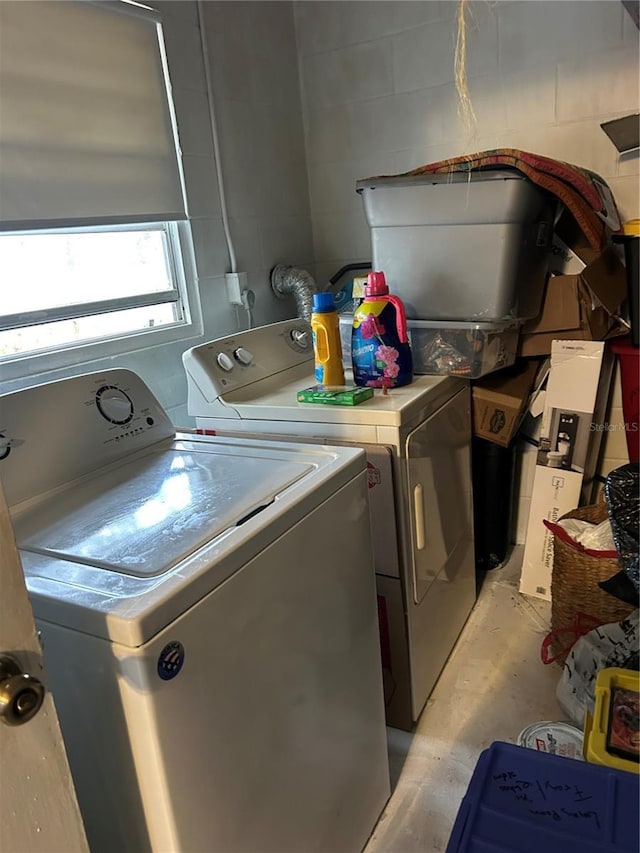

{"left": 351, "top": 271, "right": 413, "bottom": 388}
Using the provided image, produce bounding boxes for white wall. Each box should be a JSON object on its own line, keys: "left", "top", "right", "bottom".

{"left": 165, "top": 0, "right": 315, "bottom": 421}
{"left": 295, "top": 1, "right": 639, "bottom": 276}
{"left": 193, "top": 1, "right": 315, "bottom": 328}
{"left": 294, "top": 0, "right": 639, "bottom": 525}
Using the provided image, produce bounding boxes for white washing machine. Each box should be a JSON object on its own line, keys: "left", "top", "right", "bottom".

{"left": 0, "top": 369, "right": 390, "bottom": 853}
{"left": 183, "top": 319, "right": 477, "bottom": 731}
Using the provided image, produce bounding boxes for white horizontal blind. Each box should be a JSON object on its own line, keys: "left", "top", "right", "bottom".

{"left": 0, "top": 0, "right": 186, "bottom": 231}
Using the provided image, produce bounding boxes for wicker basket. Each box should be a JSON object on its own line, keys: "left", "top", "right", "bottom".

{"left": 547, "top": 501, "right": 635, "bottom": 666}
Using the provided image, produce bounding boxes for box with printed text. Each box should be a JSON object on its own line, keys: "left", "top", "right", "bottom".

{"left": 472, "top": 359, "right": 544, "bottom": 447}
{"left": 519, "top": 340, "right": 614, "bottom": 600}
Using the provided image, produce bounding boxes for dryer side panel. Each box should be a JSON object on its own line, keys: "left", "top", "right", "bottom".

{"left": 403, "top": 387, "right": 476, "bottom": 720}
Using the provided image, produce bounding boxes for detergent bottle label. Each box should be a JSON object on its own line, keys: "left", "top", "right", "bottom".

{"left": 351, "top": 299, "right": 413, "bottom": 388}
{"left": 311, "top": 312, "right": 345, "bottom": 387}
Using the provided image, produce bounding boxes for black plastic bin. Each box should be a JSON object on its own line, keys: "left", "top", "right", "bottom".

{"left": 472, "top": 436, "right": 516, "bottom": 573}
{"left": 613, "top": 233, "right": 639, "bottom": 347}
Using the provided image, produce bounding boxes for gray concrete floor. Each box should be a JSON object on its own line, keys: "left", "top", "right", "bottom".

{"left": 365, "top": 547, "right": 565, "bottom": 853}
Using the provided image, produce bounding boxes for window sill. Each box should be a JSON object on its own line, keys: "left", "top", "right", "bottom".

{"left": 0, "top": 318, "right": 204, "bottom": 387}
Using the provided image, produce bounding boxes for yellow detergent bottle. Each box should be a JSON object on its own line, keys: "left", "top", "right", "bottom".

{"left": 311, "top": 292, "right": 345, "bottom": 386}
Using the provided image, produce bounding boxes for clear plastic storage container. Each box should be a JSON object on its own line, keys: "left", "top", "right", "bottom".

{"left": 340, "top": 315, "right": 520, "bottom": 379}
{"left": 408, "top": 319, "right": 521, "bottom": 378}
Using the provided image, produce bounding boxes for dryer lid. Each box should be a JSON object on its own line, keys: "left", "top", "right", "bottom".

{"left": 13, "top": 440, "right": 313, "bottom": 577}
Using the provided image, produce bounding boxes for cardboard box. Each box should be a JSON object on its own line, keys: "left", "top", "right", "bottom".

{"left": 554, "top": 205, "right": 609, "bottom": 267}
{"left": 519, "top": 340, "right": 614, "bottom": 600}
{"left": 546, "top": 234, "right": 587, "bottom": 276}
{"left": 472, "top": 359, "right": 543, "bottom": 447}
{"left": 518, "top": 248, "right": 628, "bottom": 357}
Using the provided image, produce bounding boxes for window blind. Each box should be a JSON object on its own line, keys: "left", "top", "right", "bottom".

{"left": 0, "top": 0, "right": 186, "bottom": 231}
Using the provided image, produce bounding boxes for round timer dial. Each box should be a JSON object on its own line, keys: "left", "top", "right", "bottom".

{"left": 96, "top": 385, "right": 134, "bottom": 425}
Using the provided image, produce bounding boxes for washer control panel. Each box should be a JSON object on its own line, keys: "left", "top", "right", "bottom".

{"left": 0, "top": 369, "right": 175, "bottom": 509}
{"left": 183, "top": 319, "right": 313, "bottom": 400}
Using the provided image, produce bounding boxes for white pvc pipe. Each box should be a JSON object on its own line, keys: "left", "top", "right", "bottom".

{"left": 196, "top": 0, "right": 237, "bottom": 273}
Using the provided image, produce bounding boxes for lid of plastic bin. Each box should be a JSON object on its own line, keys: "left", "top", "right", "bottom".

{"left": 446, "top": 741, "right": 639, "bottom": 853}
{"left": 356, "top": 169, "right": 527, "bottom": 191}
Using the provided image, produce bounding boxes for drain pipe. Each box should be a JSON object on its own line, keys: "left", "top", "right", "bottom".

{"left": 270, "top": 265, "right": 317, "bottom": 322}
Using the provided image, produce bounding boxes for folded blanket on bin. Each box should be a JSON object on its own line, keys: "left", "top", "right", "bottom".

{"left": 366, "top": 148, "right": 622, "bottom": 255}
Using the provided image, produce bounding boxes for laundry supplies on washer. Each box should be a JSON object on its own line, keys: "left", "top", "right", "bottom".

{"left": 310, "top": 291, "right": 345, "bottom": 386}
{"left": 351, "top": 271, "right": 413, "bottom": 389}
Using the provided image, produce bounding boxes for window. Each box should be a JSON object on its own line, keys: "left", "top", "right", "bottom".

{"left": 0, "top": 224, "right": 187, "bottom": 357}
{"left": 0, "top": 1, "right": 193, "bottom": 366}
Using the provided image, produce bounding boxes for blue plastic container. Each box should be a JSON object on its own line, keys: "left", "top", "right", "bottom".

{"left": 446, "top": 741, "right": 639, "bottom": 853}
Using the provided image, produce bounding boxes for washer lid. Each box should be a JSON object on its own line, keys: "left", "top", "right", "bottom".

{"left": 14, "top": 440, "right": 313, "bottom": 577}
{"left": 16, "top": 434, "right": 363, "bottom": 647}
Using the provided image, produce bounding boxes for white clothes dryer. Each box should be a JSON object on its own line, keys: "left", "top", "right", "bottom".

{"left": 1, "top": 369, "right": 389, "bottom": 853}
{"left": 183, "top": 319, "right": 477, "bottom": 731}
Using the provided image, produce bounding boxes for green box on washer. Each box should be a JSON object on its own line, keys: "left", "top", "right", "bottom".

{"left": 296, "top": 385, "right": 374, "bottom": 406}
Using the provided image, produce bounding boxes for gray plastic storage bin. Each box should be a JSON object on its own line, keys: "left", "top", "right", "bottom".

{"left": 356, "top": 171, "right": 555, "bottom": 322}
{"left": 408, "top": 319, "right": 520, "bottom": 378}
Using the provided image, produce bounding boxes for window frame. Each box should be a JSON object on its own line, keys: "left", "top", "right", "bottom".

{"left": 0, "top": 220, "right": 203, "bottom": 384}
{"left": 0, "top": 221, "right": 185, "bottom": 331}
{"left": 0, "top": 1, "right": 204, "bottom": 387}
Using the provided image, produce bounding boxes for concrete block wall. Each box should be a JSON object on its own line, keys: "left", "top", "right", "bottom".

{"left": 197, "top": 1, "right": 315, "bottom": 328}
{"left": 295, "top": 1, "right": 639, "bottom": 275}
{"left": 156, "top": 1, "right": 314, "bottom": 422}
{"left": 294, "top": 0, "right": 639, "bottom": 521}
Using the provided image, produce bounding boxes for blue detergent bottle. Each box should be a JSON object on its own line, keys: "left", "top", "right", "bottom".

{"left": 351, "top": 271, "right": 413, "bottom": 388}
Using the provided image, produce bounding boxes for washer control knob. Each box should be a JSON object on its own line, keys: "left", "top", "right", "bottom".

{"left": 217, "top": 352, "right": 234, "bottom": 372}
{"left": 233, "top": 347, "right": 253, "bottom": 366}
{"left": 96, "top": 386, "right": 134, "bottom": 425}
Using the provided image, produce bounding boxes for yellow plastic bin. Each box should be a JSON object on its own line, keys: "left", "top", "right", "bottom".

{"left": 583, "top": 667, "right": 640, "bottom": 773}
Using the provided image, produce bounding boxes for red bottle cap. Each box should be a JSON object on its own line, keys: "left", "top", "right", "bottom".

{"left": 366, "top": 271, "right": 389, "bottom": 297}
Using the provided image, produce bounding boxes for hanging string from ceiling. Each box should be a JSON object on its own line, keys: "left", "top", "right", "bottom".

{"left": 455, "top": 0, "right": 478, "bottom": 143}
